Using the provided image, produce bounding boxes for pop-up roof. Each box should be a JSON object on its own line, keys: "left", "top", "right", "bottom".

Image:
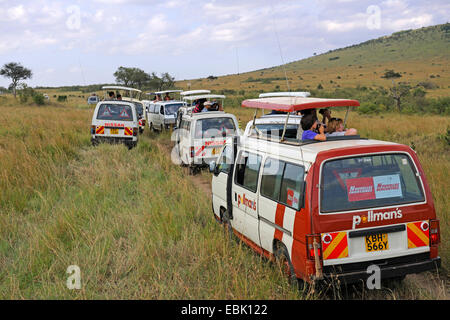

{"left": 242, "top": 97, "right": 360, "bottom": 112}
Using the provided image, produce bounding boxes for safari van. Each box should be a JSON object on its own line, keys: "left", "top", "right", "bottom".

{"left": 209, "top": 95, "right": 441, "bottom": 286}
{"left": 102, "top": 86, "right": 145, "bottom": 133}
{"left": 175, "top": 94, "right": 239, "bottom": 174}
{"left": 91, "top": 100, "right": 139, "bottom": 149}
{"left": 147, "top": 100, "right": 186, "bottom": 132}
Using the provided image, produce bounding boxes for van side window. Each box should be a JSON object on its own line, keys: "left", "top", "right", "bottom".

{"left": 279, "top": 163, "right": 305, "bottom": 210}
{"left": 261, "top": 158, "right": 284, "bottom": 201}
{"left": 217, "top": 146, "right": 232, "bottom": 174}
{"left": 235, "top": 151, "right": 262, "bottom": 192}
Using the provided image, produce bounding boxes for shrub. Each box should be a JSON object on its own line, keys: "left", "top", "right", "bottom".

{"left": 57, "top": 95, "right": 67, "bottom": 102}
{"left": 33, "top": 93, "right": 45, "bottom": 105}
{"left": 357, "top": 102, "right": 380, "bottom": 115}
{"left": 381, "top": 69, "right": 402, "bottom": 79}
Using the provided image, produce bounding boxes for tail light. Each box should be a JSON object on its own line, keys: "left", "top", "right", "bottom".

{"left": 430, "top": 219, "right": 440, "bottom": 245}
{"left": 190, "top": 146, "right": 195, "bottom": 158}
{"left": 306, "top": 234, "right": 322, "bottom": 261}
{"left": 91, "top": 125, "right": 96, "bottom": 134}
{"left": 133, "top": 127, "right": 138, "bottom": 136}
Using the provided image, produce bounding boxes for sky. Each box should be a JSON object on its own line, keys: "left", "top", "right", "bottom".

{"left": 0, "top": 0, "right": 449, "bottom": 88}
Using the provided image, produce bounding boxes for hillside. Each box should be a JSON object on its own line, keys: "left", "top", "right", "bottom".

{"left": 177, "top": 23, "right": 450, "bottom": 98}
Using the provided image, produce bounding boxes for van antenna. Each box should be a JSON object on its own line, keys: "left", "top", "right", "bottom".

{"left": 269, "top": 1, "right": 290, "bottom": 93}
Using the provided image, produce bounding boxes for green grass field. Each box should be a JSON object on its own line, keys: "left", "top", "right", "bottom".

{"left": 0, "top": 93, "right": 448, "bottom": 299}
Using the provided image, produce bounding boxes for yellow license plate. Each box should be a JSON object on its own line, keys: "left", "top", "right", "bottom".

{"left": 110, "top": 128, "right": 119, "bottom": 134}
{"left": 365, "top": 233, "right": 389, "bottom": 252}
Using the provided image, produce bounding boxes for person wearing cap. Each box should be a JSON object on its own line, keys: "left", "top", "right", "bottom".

{"left": 202, "top": 101, "right": 212, "bottom": 112}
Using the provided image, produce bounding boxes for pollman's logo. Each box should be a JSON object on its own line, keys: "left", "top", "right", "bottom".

{"left": 352, "top": 208, "right": 403, "bottom": 229}
{"left": 237, "top": 193, "right": 256, "bottom": 211}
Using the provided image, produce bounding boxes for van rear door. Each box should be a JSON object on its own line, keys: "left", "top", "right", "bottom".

{"left": 94, "top": 103, "right": 136, "bottom": 138}
{"left": 193, "top": 117, "right": 237, "bottom": 164}
{"left": 314, "top": 149, "right": 434, "bottom": 267}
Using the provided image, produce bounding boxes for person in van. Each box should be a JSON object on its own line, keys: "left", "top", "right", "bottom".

{"left": 117, "top": 94, "right": 122, "bottom": 100}
{"left": 164, "top": 93, "right": 172, "bottom": 101}
{"left": 326, "top": 118, "right": 358, "bottom": 137}
{"left": 108, "top": 91, "right": 116, "bottom": 100}
{"left": 202, "top": 101, "right": 212, "bottom": 112}
{"left": 156, "top": 94, "right": 162, "bottom": 101}
{"left": 319, "top": 108, "right": 332, "bottom": 127}
{"left": 301, "top": 113, "right": 326, "bottom": 141}
{"left": 192, "top": 99, "right": 206, "bottom": 113}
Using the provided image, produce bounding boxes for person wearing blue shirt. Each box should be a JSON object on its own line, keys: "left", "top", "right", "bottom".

{"left": 301, "top": 113, "right": 326, "bottom": 141}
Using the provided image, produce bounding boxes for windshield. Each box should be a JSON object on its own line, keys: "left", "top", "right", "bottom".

{"left": 96, "top": 104, "right": 134, "bottom": 121}
{"left": 321, "top": 153, "right": 424, "bottom": 213}
{"left": 165, "top": 103, "right": 184, "bottom": 115}
{"left": 133, "top": 102, "right": 143, "bottom": 117}
{"left": 194, "top": 117, "right": 236, "bottom": 139}
{"left": 250, "top": 123, "right": 300, "bottom": 139}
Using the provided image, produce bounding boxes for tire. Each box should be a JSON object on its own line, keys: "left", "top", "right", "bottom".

{"left": 274, "top": 243, "right": 298, "bottom": 286}
{"left": 221, "top": 209, "right": 233, "bottom": 241}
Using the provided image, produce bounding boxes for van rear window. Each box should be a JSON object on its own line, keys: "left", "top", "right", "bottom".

{"left": 96, "top": 104, "right": 134, "bottom": 121}
{"left": 320, "top": 153, "right": 425, "bottom": 213}
{"left": 194, "top": 118, "right": 236, "bottom": 139}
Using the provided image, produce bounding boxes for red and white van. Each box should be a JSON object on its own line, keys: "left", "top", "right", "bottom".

{"left": 209, "top": 96, "right": 441, "bottom": 285}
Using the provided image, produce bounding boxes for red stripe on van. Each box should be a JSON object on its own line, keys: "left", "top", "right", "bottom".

{"left": 274, "top": 204, "right": 286, "bottom": 241}
{"left": 195, "top": 145, "right": 206, "bottom": 157}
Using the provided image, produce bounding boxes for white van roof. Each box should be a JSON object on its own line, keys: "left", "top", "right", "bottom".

{"left": 240, "top": 135, "right": 397, "bottom": 164}
{"left": 180, "top": 90, "right": 211, "bottom": 96}
{"left": 152, "top": 90, "right": 183, "bottom": 95}
{"left": 182, "top": 94, "right": 226, "bottom": 101}
{"left": 258, "top": 91, "right": 310, "bottom": 98}
{"left": 102, "top": 86, "right": 142, "bottom": 93}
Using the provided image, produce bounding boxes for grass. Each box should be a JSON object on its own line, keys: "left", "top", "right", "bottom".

{"left": 0, "top": 94, "right": 448, "bottom": 299}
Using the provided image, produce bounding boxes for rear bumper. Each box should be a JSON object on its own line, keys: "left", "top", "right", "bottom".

{"left": 322, "top": 253, "right": 441, "bottom": 285}
{"left": 92, "top": 136, "right": 137, "bottom": 146}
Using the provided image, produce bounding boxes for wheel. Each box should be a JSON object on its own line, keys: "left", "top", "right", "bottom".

{"left": 160, "top": 124, "right": 164, "bottom": 132}
{"left": 221, "top": 209, "right": 233, "bottom": 241}
{"left": 274, "top": 243, "right": 298, "bottom": 286}
{"left": 149, "top": 122, "right": 155, "bottom": 132}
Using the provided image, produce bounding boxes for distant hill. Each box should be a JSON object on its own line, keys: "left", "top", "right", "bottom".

{"left": 177, "top": 23, "right": 450, "bottom": 98}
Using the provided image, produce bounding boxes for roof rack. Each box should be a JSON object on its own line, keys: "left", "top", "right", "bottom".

{"left": 258, "top": 91, "right": 310, "bottom": 98}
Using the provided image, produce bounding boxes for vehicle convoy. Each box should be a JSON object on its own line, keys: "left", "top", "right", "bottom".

{"left": 175, "top": 94, "right": 239, "bottom": 174}
{"left": 90, "top": 100, "right": 139, "bottom": 149}
{"left": 209, "top": 95, "right": 441, "bottom": 286}
{"left": 102, "top": 86, "right": 145, "bottom": 133}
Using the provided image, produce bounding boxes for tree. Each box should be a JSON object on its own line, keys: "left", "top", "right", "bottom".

{"left": 147, "top": 72, "right": 175, "bottom": 91}
{"left": 389, "top": 81, "right": 410, "bottom": 112}
{"left": 113, "top": 66, "right": 151, "bottom": 89}
{"left": 0, "top": 62, "right": 33, "bottom": 98}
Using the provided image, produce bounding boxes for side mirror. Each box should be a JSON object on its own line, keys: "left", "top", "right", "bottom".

{"left": 209, "top": 161, "right": 217, "bottom": 174}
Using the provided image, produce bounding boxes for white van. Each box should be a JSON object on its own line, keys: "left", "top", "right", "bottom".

{"left": 243, "top": 114, "right": 303, "bottom": 140}
{"left": 209, "top": 96, "right": 441, "bottom": 287}
{"left": 147, "top": 100, "right": 187, "bottom": 132}
{"left": 90, "top": 101, "right": 139, "bottom": 149}
{"left": 175, "top": 109, "right": 239, "bottom": 174}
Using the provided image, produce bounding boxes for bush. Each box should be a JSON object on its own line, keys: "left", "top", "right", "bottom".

{"left": 357, "top": 102, "right": 380, "bottom": 115}
{"left": 57, "top": 95, "right": 67, "bottom": 102}
{"left": 381, "top": 69, "right": 402, "bottom": 79}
